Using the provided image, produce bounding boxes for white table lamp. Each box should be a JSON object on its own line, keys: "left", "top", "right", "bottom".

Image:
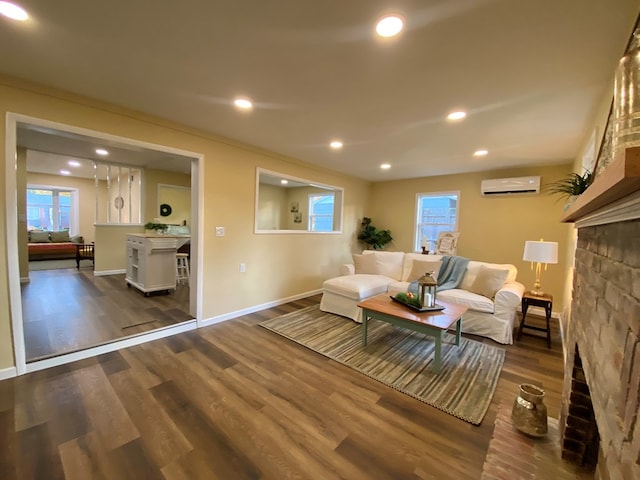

{"left": 523, "top": 239, "right": 558, "bottom": 296}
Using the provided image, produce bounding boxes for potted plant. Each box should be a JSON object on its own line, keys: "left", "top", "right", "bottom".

{"left": 546, "top": 170, "right": 593, "bottom": 209}
{"left": 144, "top": 222, "right": 168, "bottom": 234}
{"left": 357, "top": 217, "right": 393, "bottom": 250}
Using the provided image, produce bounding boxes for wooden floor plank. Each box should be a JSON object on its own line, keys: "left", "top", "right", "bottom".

{"left": 0, "top": 295, "right": 571, "bottom": 479}
{"left": 107, "top": 369, "right": 193, "bottom": 468}
{"left": 21, "top": 269, "right": 193, "bottom": 361}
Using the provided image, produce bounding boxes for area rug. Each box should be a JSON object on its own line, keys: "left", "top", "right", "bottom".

{"left": 259, "top": 305, "right": 505, "bottom": 425}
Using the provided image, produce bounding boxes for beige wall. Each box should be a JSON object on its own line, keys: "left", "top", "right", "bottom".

{"left": 368, "top": 164, "right": 574, "bottom": 312}
{"left": 158, "top": 185, "right": 191, "bottom": 226}
{"left": 257, "top": 183, "right": 287, "bottom": 230}
{"left": 0, "top": 76, "right": 370, "bottom": 371}
{"left": 95, "top": 224, "right": 145, "bottom": 272}
{"left": 145, "top": 169, "right": 191, "bottom": 224}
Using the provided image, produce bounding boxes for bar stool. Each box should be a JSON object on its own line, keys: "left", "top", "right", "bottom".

{"left": 176, "top": 253, "right": 190, "bottom": 286}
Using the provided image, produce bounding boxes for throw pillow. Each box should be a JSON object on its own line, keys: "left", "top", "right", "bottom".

{"left": 29, "top": 230, "right": 51, "bottom": 243}
{"left": 352, "top": 253, "right": 378, "bottom": 274}
{"left": 408, "top": 260, "right": 443, "bottom": 282}
{"left": 50, "top": 230, "right": 70, "bottom": 243}
{"left": 469, "top": 265, "right": 510, "bottom": 299}
{"left": 70, "top": 235, "right": 84, "bottom": 244}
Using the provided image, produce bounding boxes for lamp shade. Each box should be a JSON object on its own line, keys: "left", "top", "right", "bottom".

{"left": 523, "top": 241, "right": 558, "bottom": 264}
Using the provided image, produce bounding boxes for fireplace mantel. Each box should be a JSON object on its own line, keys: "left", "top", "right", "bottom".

{"left": 562, "top": 146, "right": 640, "bottom": 224}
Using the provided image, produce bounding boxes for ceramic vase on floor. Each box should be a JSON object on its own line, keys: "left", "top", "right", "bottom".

{"left": 511, "top": 383, "right": 548, "bottom": 437}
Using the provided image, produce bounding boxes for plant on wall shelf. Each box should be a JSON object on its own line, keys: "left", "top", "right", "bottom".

{"left": 546, "top": 169, "right": 593, "bottom": 206}
{"left": 357, "top": 217, "right": 393, "bottom": 250}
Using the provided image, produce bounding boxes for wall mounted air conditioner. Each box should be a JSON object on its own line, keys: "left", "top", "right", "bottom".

{"left": 480, "top": 176, "right": 541, "bottom": 196}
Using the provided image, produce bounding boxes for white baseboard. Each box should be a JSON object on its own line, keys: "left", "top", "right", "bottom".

{"left": 94, "top": 269, "right": 126, "bottom": 276}
{"left": 0, "top": 366, "right": 17, "bottom": 380}
{"left": 202, "top": 289, "right": 323, "bottom": 327}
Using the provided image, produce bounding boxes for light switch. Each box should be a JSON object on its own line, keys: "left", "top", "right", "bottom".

{"left": 239, "top": 263, "right": 246, "bottom": 273}
{"left": 215, "top": 226, "right": 225, "bottom": 237}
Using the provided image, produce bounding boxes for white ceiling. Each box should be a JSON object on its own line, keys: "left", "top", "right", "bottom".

{"left": 2, "top": 0, "right": 639, "bottom": 181}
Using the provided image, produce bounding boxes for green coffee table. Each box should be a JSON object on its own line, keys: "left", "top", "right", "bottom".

{"left": 358, "top": 294, "right": 467, "bottom": 373}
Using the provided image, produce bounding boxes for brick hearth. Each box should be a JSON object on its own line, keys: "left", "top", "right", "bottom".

{"left": 481, "top": 401, "right": 594, "bottom": 479}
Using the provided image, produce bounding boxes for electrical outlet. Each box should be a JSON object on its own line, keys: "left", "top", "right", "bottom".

{"left": 215, "top": 226, "right": 225, "bottom": 237}
{"left": 239, "top": 263, "right": 246, "bottom": 273}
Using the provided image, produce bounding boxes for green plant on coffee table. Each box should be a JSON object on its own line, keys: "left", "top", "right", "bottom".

{"left": 394, "top": 291, "right": 422, "bottom": 308}
{"left": 357, "top": 217, "right": 393, "bottom": 250}
{"left": 546, "top": 170, "right": 593, "bottom": 201}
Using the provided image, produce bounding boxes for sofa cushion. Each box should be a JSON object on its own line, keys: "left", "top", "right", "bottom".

{"left": 401, "top": 253, "right": 443, "bottom": 281}
{"left": 469, "top": 265, "right": 510, "bottom": 299}
{"left": 437, "top": 289, "right": 495, "bottom": 314}
{"left": 363, "top": 250, "right": 405, "bottom": 281}
{"left": 29, "top": 230, "right": 51, "bottom": 243}
{"left": 408, "top": 259, "right": 443, "bottom": 282}
{"left": 50, "top": 230, "right": 70, "bottom": 243}
{"left": 353, "top": 254, "right": 378, "bottom": 274}
{"left": 459, "top": 261, "right": 517, "bottom": 291}
{"left": 323, "top": 274, "right": 392, "bottom": 300}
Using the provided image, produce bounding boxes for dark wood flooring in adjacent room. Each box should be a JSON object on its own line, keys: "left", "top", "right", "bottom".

{"left": 21, "top": 268, "right": 193, "bottom": 362}
{"left": 2, "top": 295, "right": 586, "bottom": 479}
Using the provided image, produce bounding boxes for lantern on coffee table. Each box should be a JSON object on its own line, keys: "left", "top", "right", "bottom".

{"left": 418, "top": 272, "right": 437, "bottom": 308}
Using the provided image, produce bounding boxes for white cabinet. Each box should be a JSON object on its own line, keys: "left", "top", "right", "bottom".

{"left": 126, "top": 234, "right": 178, "bottom": 295}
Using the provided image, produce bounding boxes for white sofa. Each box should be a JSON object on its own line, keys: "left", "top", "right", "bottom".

{"left": 320, "top": 250, "right": 525, "bottom": 344}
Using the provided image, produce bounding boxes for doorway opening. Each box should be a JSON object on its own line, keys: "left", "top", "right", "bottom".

{"left": 5, "top": 113, "right": 203, "bottom": 373}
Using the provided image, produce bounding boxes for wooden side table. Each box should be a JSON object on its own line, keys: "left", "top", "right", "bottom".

{"left": 517, "top": 292, "right": 553, "bottom": 348}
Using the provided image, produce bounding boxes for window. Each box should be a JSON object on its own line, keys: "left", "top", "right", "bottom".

{"left": 26, "top": 187, "right": 76, "bottom": 233}
{"left": 415, "top": 192, "right": 459, "bottom": 252}
{"left": 308, "top": 193, "right": 335, "bottom": 232}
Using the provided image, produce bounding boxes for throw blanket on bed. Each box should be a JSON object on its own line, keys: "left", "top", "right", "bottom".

{"left": 408, "top": 255, "right": 470, "bottom": 295}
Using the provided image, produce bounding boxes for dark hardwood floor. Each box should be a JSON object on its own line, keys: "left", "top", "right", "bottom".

{"left": 21, "top": 267, "right": 193, "bottom": 362}
{"left": 1, "top": 294, "right": 566, "bottom": 479}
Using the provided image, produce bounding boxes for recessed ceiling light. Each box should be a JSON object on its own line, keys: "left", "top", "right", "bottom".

{"left": 60, "top": 170, "right": 71, "bottom": 176}
{"left": 95, "top": 148, "right": 109, "bottom": 156}
{"left": 380, "top": 163, "right": 391, "bottom": 170}
{"left": 280, "top": 179, "right": 288, "bottom": 185}
{"left": 447, "top": 111, "right": 467, "bottom": 121}
{"left": 0, "top": 2, "right": 28, "bottom": 21}
{"left": 329, "top": 140, "right": 343, "bottom": 150}
{"left": 234, "top": 98, "right": 253, "bottom": 110}
{"left": 376, "top": 15, "right": 404, "bottom": 37}
{"left": 473, "top": 149, "right": 488, "bottom": 157}
{"left": 68, "top": 160, "right": 81, "bottom": 167}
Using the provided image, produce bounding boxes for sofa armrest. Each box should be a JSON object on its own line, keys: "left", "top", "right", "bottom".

{"left": 339, "top": 263, "right": 355, "bottom": 276}
{"left": 494, "top": 281, "right": 526, "bottom": 311}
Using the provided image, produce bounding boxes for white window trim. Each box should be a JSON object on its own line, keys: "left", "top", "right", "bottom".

{"left": 308, "top": 191, "right": 335, "bottom": 232}
{"left": 26, "top": 183, "right": 79, "bottom": 236}
{"left": 414, "top": 190, "right": 460, "bottom": 252}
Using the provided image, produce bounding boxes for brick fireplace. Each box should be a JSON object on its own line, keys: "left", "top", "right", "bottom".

{"left": 560, "top": 148, "right": 640, "bottom": 479}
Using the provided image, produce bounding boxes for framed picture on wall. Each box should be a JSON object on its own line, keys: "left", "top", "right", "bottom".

{"left": 290, "top": 201, "right": 299, "bottom": 213}
{"left": 293, "top": 212, "right": 302, "bottom": 223}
